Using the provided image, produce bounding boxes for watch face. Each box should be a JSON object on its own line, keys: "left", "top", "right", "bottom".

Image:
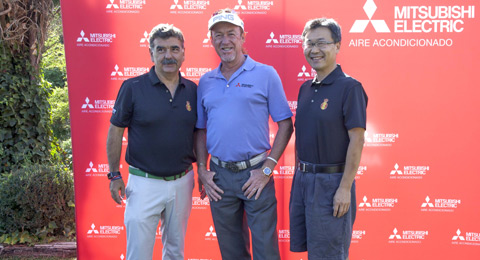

{"left": 263, "top": 167, "right": 272, "bottom": 175}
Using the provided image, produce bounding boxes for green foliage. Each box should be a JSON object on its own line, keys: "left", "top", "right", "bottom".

{"left": 0, "top": 164, "right": 75, "bottom": 245}
{"left": 0, "top": 47, "right": 53, "bottom": 173}
{"left": 42, "top": 10, "right": 66, "bottom": 89}
{"left": 48, "top": 87, "right": 71, "bottom": 168}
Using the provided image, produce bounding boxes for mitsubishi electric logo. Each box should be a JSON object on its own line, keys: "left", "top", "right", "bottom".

{"left": 86, "top": 223, "right": 124, "bottom": 238}
{"left": 76, "top": 30, "right": 116, "bottom": 47}
{"left": 81, "top": 97, "right": 115, "bottom": 113}
{"left": 205, "top": 225, "right": 217, "bottom": 241}
{"left": 452, "top": 229, "right": 480, "bottom": 245}
{"left": 452, "top": 229, "right": 465, "bottom": 241}
{"left": 421, "top": 196, "right": 434, "bottom": 208}
{"left": 420, "top": 195, "right": 461, "bottom": 212}
{"left": 85, "top": 161, "right": 111, "bottom": 177}
{"left": 350, "top": 0, "right": 390, "bottom": 33}
{"left": 77, "top": 30, "right": 89, "bottom": 42}
{"left": 352, "top": 230, "right": 366, "bottom": 243}
{"left": 287, "top": 101, "right": 297, "bottom": 115}
{"left": 234, "top": 0, "right": 274, "bottom": 14}
{"left": 139, "top": 31, "right": 149, "bottom": 47}
{"left": 82, "top": 97, "right": 94, "bottom": 109}
{"left": 278, "top": 229, "right": 290, "bottom": 243}
{"left": 358, "top": 196, "right": 398, "bottom": 211}
{"left": 106, "top": 0, "right": 119, "bottom": 9}
{"left": 273, "top": 166, "right": 295, "bottom": 179}
{"left": 111, "top": 65, "right": 149, "bottom": 81}
{"left": 297, "top": 65, "right": 316, "bottom": 82}
{"left": 265, "top": 31, "right": 301, "bottom": 48}
{"left": 106, "top": 0, "right": 146, "bottom": 14}
{"left": 388, "top": 227, "right": 428, "bottom": 243}
{"left": 179, "top": 67, "right": 212, "bottom": 81}
{"left": 87, "top": 223, "right": 99, "bottom": 234}
{"left": 355, "top": 165, "right": 367, "bottom": 180}
{"left": 364, "top": 131, "right": 399, "bottom": 147}
{"left": 348, "top": 0, "right": 475, "bottom": 47}
{"left": 389, "top": 163, "right": 430, "bottom": 179}
{"left": 86, "top": 162, "right": 98, "bottom": 173}
{"left": 234, "top": 0, "right": 246, "bottom": 10}
{"left": 111, "top": 65, "right": 124, "bottom": 76}
{"left": 170, "top": 0, "right": 183, "bottom": 9}
{"left": 297, "top": 65, "right": 310, "bottom": 77}
{"left": 169, "top": 0, "right": 210, "bottom": 15}
{"left": 192, "top": 196, "right": 210, "bottom": 210}
{"left": 266, "top": 32, "right": 279, "bottom": 44}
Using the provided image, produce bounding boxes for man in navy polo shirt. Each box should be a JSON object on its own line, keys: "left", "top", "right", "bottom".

{"left": 290, "top": 18, "right": 368, "bottom": 260}
{"left": 106, "top": 24, "right": 197, "bottom": 260}
{"left": 195, "top": 8, "right": 293, "bottom": 260}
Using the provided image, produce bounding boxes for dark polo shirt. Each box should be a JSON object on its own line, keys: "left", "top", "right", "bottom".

{"left": 110, "top": 66, "right": 197, "bottom": 177}
{"left": 295, "top": 65, "right": 367, "bottom": 165}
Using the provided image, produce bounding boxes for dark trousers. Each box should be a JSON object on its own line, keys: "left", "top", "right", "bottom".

{"left": 209, "top": 161, "right": 281, "bottom": 260}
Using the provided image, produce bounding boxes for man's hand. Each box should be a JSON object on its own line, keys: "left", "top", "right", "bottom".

{"left": 109, "top": 179, "right": 126, "bottom": 205}
{"left": 242, "top": 168, "right": 270, "bottom": 200}
{"left": 333, "top": 187, "right": 351, "bottom": 218}
{"left": 198, "top": 167, "right": 223, "bottom": 201}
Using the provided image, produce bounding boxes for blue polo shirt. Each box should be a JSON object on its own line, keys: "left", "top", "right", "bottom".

{"left": 196, "top": 55, "right": 293, "bottom": 162}
{"left": 295, "top": 65, "right": 368, "bottom": 164}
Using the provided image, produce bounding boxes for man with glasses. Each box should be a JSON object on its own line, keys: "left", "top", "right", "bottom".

{"left": 195, "top": 8, "right": 293, "bottom": 260}
{"left": 290, "top": 18, "right": 368, "bottom": 260}
{"left": 107, "top": 24, "right": 197, "bottom": 260}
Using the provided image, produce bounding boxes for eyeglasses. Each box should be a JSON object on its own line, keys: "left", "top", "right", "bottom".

{"left": 303, "top": 41, "right": 335, "bottom": 49}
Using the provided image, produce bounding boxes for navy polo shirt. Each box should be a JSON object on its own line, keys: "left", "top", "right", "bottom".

{"left": 295, "top": 65, "right": 367, "bottom": 164}
{"left": 110, "top": 66, "right": 197, "bottom": 177}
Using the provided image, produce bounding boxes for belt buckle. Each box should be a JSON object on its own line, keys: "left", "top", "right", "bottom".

{"left": 225, "top": 162, "right": 240, "bottom": 173}
{"left": 300, "top": 163, "right": 306, "bottom": 172}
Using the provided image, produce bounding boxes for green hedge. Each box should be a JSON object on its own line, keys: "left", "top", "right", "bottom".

{"left": 0, "top": 48, "right": 53, "bottom": 173}
{"left": 0, "top": 164, "right": 75, "bottom": 245}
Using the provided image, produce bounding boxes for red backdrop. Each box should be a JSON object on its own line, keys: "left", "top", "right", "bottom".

{"left": 61, "top": 0, "right": 480, "bottom": 259}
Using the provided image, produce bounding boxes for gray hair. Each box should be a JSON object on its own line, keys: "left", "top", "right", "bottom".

{"left": 302, "top": 18, "right": 341, "bottom": 43}
{"left": 149, "top": 24, "right": 185, "bottom": 49}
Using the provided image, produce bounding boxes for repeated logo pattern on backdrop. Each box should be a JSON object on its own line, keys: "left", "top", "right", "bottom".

{"left": 60, "top": 0, "right": 480, "bottom": 259}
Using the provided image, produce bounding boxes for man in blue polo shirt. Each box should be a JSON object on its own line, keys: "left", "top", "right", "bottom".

{"left": 195, "top": 8, "right": 293, "bottom": 260}
{"left": 106, "top": 24, "right": 197, "bottom": 260}
{"left": 290, "top": 18, "right": 368, "bottom": 260}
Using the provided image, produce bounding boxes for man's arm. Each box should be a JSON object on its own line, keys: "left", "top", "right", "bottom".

{"left": 243, "top": 117, "right": 293, "bottom": 199}
{"left": 106, "top": 124, "right": 126, "bottom": 205}
{"left": 194, "top": 128, "right": 224, "bottom": 201}
{"left": 333, "top": 127, "right": 365, "bottom": 218}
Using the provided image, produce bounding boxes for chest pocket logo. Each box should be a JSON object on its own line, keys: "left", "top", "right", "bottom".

{"left": 186, "top": 101, "right": 192, "bottom": 111}
{"left": 320, "top": 99, "right": 329, "bottom": 110}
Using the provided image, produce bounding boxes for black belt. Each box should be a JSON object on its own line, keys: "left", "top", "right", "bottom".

{"left": 298, "top": 162, "right": 345, "bottom": 174}
{"left": 211, "top": 152, "right": 266, "bottom": 173}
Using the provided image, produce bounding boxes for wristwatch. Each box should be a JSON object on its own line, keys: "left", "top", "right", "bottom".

{"left": 262, "top": 167, "right": 273, "bottom": 177}
{"left": 107, "top": 171, "right": 121, "bottom": 180}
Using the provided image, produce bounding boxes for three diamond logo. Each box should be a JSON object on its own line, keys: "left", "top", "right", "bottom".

{"left": 350, "top": 0, "right": 390, "bottom": 33}
{"left": 266, "top": 32, "right": 279, "bottom": 44}
{"left": 77, "top": 30, "right": 89, "bottom": 42}
{"left": 234, "top": 0, "right": 247, "bottom": 10}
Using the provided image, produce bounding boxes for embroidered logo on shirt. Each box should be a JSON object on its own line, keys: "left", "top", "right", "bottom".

{"left": 186, "top": 101, "right": 192, "bottom": 111}
{"left": 320, "top": 99, "right": 329, "bottom": 110}
{"left": 235, "top": 82, "right": 253, "bottom": 88}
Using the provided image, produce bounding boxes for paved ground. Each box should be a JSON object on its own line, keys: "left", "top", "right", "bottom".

{"left": 0, "top": 242, "right": 76, "bottom": 257}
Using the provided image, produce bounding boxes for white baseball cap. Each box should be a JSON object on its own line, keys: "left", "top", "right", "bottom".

{"left": 208, "top": 11, "right": 244, "bottom": 30}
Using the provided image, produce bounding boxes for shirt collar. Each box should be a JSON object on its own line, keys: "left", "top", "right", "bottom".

{"left": 312, "top": 64, "right": 343, "bottom": 86}
{"left": 211, "top": 55, "right": 255, "bottom": 79}
{"left": 148, "top": 65, "right": 185, "bottom": 87}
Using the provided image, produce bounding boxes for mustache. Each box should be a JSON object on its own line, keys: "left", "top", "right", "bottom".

{"left": 162, "top": 58, "right": 177, "bottom": 65}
